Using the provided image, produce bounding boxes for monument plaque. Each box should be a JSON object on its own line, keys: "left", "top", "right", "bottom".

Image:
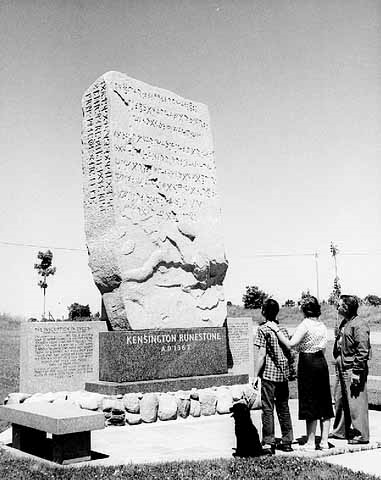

{"left": 226, "top": 317, "right": 254, "bottom": 377}
{"left": 81, "top": 71, "right": 228, "bottom": 330}
{"left": 99, "top": 327, "right": 227, "bottom": 382}
{"left": 20, "top": 321, "right": 107, "bottom": 394}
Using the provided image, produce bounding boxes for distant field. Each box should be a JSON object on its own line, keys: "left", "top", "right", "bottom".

{"left": 0, "top": 315, "right": 20, "bottom": 400}
{"left": 228, "top": 303, "right": 381, "bottom": 330}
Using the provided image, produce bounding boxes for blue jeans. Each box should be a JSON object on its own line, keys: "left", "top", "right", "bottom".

{"left": 261, "top": 378, "right": 293, "bottom": 445}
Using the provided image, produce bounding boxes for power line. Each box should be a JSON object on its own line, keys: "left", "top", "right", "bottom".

{"left": 241, "top": 253, "right": 316, "bottom": 258}
{"left": 0, "top": 241, "right": 86, "bottom": 252}
{"left": 2, "top": 240, "right": 381, "bottom": 257}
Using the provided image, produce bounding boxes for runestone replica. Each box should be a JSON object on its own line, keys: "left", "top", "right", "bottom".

{"left": 82, "top": 71, "right": 228, "bottom": 329}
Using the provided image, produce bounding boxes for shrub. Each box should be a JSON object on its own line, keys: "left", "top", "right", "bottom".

{"left": 283, "top": 299, "right": 296, "bottom": 308}
{"left": 364, "top": 295, "right": 381, "bottom": 307}
{"left": 67, "top": 303, "right": 91, "bottom": 320}
{"left": 242, "top": 286, "right": 268, "bottom": 309}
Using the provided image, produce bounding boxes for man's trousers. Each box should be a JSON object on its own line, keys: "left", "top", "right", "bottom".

{"left": 261, "top": 378, "right": 293, "bottom": 445}
{"left": 332, "top": 357, "right": 369, "bottom": 442}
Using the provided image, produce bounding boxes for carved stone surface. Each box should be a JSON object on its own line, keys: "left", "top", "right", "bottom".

{"left": 81, "top": 71, "right": 228, "bottom": 329}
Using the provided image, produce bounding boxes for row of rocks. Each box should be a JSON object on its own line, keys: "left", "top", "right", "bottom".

{"left": 5, "top": 383, "right": 259, "bottom": 426}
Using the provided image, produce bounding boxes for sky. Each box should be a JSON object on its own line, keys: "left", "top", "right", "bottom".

{"left": 1, "top": 0, "right": 381, "bottom": 319}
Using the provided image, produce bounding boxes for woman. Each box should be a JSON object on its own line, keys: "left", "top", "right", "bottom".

{"left": 267, "top": 296, "right": 333, "bottom": 451}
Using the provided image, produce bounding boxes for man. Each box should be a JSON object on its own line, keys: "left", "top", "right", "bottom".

{"left": 253, "top": 298, "right": 295, "bottom": 453}
{"left": 331, "top": 295, "right": 371, "bottom": 444}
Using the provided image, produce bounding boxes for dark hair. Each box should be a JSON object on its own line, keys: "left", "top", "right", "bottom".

{"left": 300, "top": 296, "right": 321, "bottom": 318}
{"left": 340, "top": 295, "right": 359, "bottom": 317}
{"left": 261, "top": 298, "right": 279, "bottom": 320}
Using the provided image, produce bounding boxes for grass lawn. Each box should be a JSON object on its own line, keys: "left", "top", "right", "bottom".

{"left": 0, "top": 449, "right": 380, "bottom": 480}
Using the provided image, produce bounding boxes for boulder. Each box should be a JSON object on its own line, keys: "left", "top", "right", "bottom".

{"left": 102, "top": 397, "right": 118, "bottom": 410}
{"left": 125, "top": 412, "right": 142, "bottom": 425}
{"left": 158, "top": 393, "right": 178, "bottom": 421}
{"left": 6, "top": 393, "right": 31, "bottom": 405}
{"left": 216, "top": 387, "right": 233, "bottom": 414}
{"left": 199, "top": 390, "right": 217, "bottom": 416}
{"left": 190, "top": 388, "right": 199, "bottom": 400}
{"left": 190, "top": 399, "right": 201, "bottom": 417}
{"left": 140, "top": 393, "right": 159, "bottom": 423}
{"left": 123, "top": 393, "right": 140, "bottom": 413}
{"left": 176, "top": 390, "right": 191, "bottom": 400}
{"left": 242, "top": 383, "right": 261, "bottom": 410}
{"left": 106, "top": 408, "right": 126, "bottom": 426}
{"left": 79, "top": 392, "right": 104, "bottom": 411}
{"left": 177, "top": 398, "right": 190, "bottom": 418}
{"left": 24, "top": 393, "right": 51, "bottom": 404}
{"left": 51, "top": 399, "right": 77, "bottom": 408}
{"left": 67, "top": 391, "right": 86, "bottom": 406}
{"left": 51, "top": 391, "right": 69, "bottom": 402}
{"left": 230, "top": 384, "right": 245, "bottom": 401}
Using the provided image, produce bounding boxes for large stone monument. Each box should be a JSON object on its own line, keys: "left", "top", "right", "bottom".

{"left": 81, "top": 71, "right": 228, "bottom": 330}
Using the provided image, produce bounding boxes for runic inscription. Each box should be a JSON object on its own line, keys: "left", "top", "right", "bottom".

{"left": 82, "top": 71, "right": 228, "bottom": 330}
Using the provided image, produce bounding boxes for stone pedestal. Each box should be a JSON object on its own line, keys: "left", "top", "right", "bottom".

{"left": 86, "top": 373, "right": 249, "bottom": 396}
{"left": 99, "top": 327, "right": 227, "bottom": 382}
{"left": 86, "top": 324, "right": 251, "bottom": 395}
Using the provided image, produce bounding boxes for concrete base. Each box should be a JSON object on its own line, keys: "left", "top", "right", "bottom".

{"left": 12, "top": 424, "right": 91, "bottom": 464}
{"left": 86, "top": 373, "right": 249, "bottom": 395}
{"left": 12, "top": 424, "right": 46, "bottom": 457}
{"left": 52, "top": 431, "right": 91, "bottom": 464}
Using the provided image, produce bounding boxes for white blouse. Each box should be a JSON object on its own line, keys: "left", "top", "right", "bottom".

{"left": 294, "top": 318, "right": 328, "bottom": 353}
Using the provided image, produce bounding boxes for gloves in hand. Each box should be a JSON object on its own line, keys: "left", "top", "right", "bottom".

{"left": 351, "top": 373, "right": 360, "bottom": 386}
{"left": 350, "top": 372, "right": 361, "bottom": 397}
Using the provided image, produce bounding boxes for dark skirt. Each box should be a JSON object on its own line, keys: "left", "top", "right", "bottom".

{"left": 298, "top": 351, "right": 334, "bottom": 421}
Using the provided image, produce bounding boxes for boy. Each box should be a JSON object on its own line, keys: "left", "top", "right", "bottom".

{"left": 253, "top": 299, "right": 295, "bottom": 453}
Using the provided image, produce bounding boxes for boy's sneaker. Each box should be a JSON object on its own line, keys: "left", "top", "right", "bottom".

{"left": 262, "top": 444, "right": 276, "bottom": 455}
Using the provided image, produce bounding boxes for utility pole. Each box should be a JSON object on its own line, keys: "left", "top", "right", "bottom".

{"left": 314, "top": 252, "right": 320, "bottom": 300}
{"left": 330, "top": 241, "right": 341, "bottom": 331}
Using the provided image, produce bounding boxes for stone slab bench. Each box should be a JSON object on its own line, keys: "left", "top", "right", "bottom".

{"left": 0, "top": 402, "right": 104, "bottom": 464}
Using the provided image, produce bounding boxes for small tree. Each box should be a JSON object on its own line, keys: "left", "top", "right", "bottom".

{"left": 68, "top": 303, "right": 91, "bottom": 320}
{"left": 298, "top": 290, "right": 312, "bottom": 305}
{"left": 328, "top": 277, "right": 341, "bottom": 306}
{"left": 34, "top": 250, "right": 56, "bottom": 319}
{"left": 242, "top": 285, "right": 269, "bottom": 309}
{"left": 329, "top": 242, "right": 341, "bottom": 306}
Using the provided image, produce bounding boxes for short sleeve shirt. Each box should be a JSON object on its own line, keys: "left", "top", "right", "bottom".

{"left": 254, "top": 323, "right": 293, "bottom": 382}
{"left": 296, "top": 318, "right": 327, "bottom": 353}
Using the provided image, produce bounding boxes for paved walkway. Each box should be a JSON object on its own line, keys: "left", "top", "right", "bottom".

{"left": 0, "top": 400, "right": 380, "bottom": 476}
